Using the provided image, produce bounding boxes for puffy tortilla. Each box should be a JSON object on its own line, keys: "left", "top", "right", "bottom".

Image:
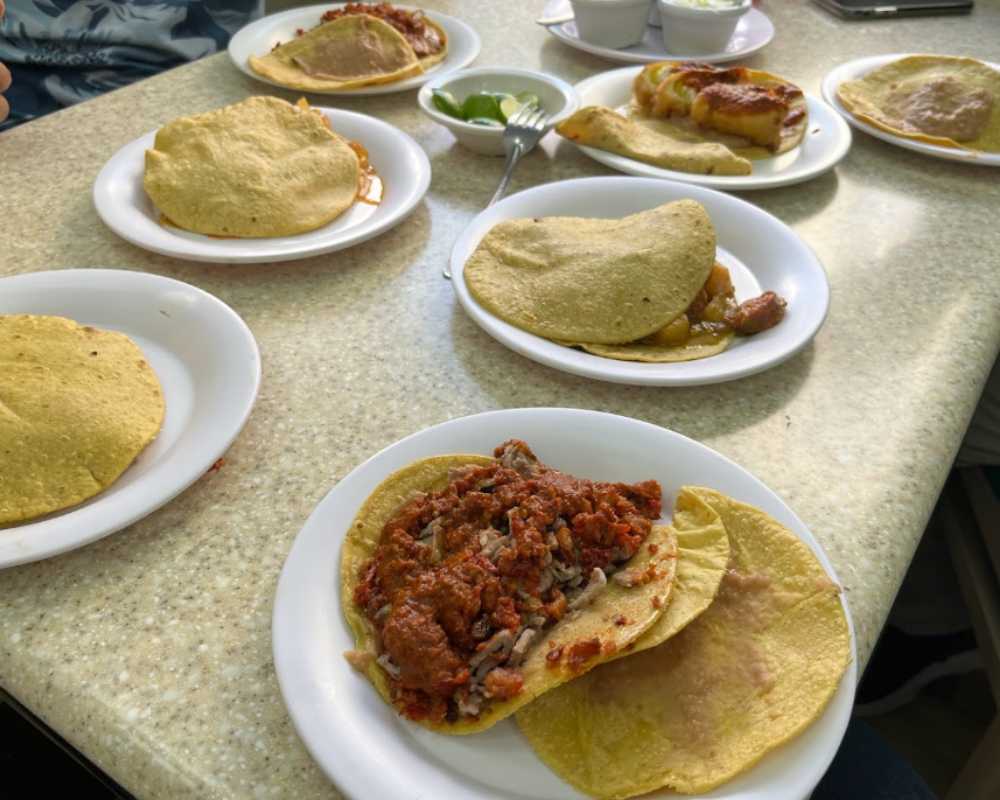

{"left": 837, "top": 55, "right": 1000, "bottom": 153}
{"left": 557, "top": 106, "right": 752, "bottom": 175}
{"left": 463, "top": 200, "right": 717, "bottom": 345}
{"left": 0, "top": 315, "right": 165, "bottom": 525}
{"left": 516, "top": 486, "right": 851, "bottom": 798}
{"left": 340, "top": 454, "right": 679, "bottom": 734}
{"left": 143, "top": 96, "right": 360, "bottom": 238}
{"left": 248, "top": 14, "right": 447, "bottom": 91}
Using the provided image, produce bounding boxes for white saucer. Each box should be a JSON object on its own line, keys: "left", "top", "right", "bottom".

{"left": 0, "top": 269, "right": 260, "bottom": 568}
{"left": 450, "top": 176, "right": 829, "bottom": 387}
{"left": 540, "top": 0, "right": 773, "bottom": 64}
{"left": 273, "top": 408, "right": 857, "bottom": 800}
{"left": 93, "top": 108, "right": 431, "bottom": 263}
{"left": 821, "top": 53, "right": 1000, "bottom": 166}
{"left": 567, "top": 66, "right": 852, "bottom": 191}
{"left": 228, "top": 3, "right": 481, "bottom": 96}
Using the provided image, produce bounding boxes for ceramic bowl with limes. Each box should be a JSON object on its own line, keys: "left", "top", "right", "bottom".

{"left": 418, "top": 67, "right": 579, "bottom": 156}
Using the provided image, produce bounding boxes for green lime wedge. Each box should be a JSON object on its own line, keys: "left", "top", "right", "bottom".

{"left": 515, "top": 92, "right": 541, "bottom": 109}
{"left": 461, "top": 93, "right": 503, "bottom": 123}
{"left": 431, "top": 89, "right": 462, "bottom": 119}
{"left": 498, "top": 95, "right": 522, "bottom": 122}
{"left": 466, "top": 117, "right": 505, "bottom": 128}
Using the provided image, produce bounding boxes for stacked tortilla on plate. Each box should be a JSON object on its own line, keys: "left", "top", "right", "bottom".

{"left": 463, "top": 199, "right": 786, "bottom": 363}
{"left": 0, "top": 315, "right": 165, "bottom": 525}
{"left": 338, "top": 441, "right": 851, "bottom": 797}
{"left": 249, "top": 3, "right": 449, "bottom": 91}
{"left": 143, "top": 96, "right": 364, "bottom": 238}
{"left": 836, "top": 55, "right": 999, "bottom": 153}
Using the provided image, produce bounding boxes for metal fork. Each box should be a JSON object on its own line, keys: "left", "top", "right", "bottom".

{"left": 443, "top": 104, "right": 550, "bottom": 279}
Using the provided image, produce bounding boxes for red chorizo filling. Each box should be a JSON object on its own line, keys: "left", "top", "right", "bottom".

{"left": 351, "top": 440, "right": 662, "bottom": 722}
{"left": 308, "top": 3, "right": 445, "bottom": 57}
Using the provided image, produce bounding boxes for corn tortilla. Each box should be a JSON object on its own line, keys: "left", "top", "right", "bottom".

{"left": 340, "top": 454, "right": 679, "bottom": 734}
{"left": 248, "top": 14, "right": 447, "bottom": 92}
{"left": 464, "top": 200, "right": 717, "bottom": 345}
{"left": 0, "top": 315, "right": 165, "bottom": 525}
{"left": 837, "top": 55, "right": 1000, "bottom": 153}
{"left": 557, "top": 106, "right": 753, "bottom": 176}
{"left": 516, "top": 486, "right": 851, "bottom": 798}
{"left": 143, "top": 96, "right": 360, "bottom": 238}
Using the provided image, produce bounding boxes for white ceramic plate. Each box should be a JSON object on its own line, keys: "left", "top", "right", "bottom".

{"left": 228, "top": 3, "right": 480, "bottom": 95}
{"left": 450, "top": 176, "right": 828, "bottom": 386}
{"left": 540, "top": 0, "right": 773, "bottom": 64}
{"left": 0, "top": 269, "right": 260, "bottom": 568}
{"left": 567, "top": 66, "right": 852, "bottom": 190}
{"left": 94, "top": 108, "right": 431, "bottom": 264}
{"left": 821, "top": 53, "right": 1000, "bottom": 166}
{"left": 273, "top": 408, "right": 857, "bottom": 800}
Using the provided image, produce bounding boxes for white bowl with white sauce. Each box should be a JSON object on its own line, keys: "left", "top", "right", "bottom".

{"left": 657, "top": 0, "right": 752, "bottom": 54}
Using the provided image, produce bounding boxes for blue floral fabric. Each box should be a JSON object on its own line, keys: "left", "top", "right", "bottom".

{"left": 0, "top": 1, "right": 263, "bottom": 129}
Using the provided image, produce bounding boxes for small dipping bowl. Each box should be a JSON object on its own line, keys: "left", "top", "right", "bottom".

{"left": 657, "top": 0, "right": 751, "bottom": 55}
{"left": 571, "top": 0, "right": 651, "bottom": 49}
{"left": 417, "top": 67, "right": 579, "bottom": 156}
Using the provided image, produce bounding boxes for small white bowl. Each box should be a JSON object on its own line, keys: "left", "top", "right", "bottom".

{"left": 571, "top": 0, "right": 650, "bottom": 50}
{"left": 417, "top": 67, "right": 580, "bottom": 156}
{"left": 658, "top": 0, "right": 750, "bottom": 55}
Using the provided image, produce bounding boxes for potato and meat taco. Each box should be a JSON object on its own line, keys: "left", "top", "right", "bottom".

{"left": 463, "top": 199, "right": 786, "bottom": 364}
{"left": 516, "top": 487, "right": 851, "bottom": 798}
{"left": 143, "top": 96, "right": 371, "bottom": 238}
{"left": 0, "top": 315, "right": 164, "bottom": 525}
{"left": 836, "top": 55, "right": 999, "bottom": 153}
{"left": 249, "top": 3, "right": 448, "bottom": 91}
{"left": 341, "top": 440, "right": 679, "bottom": 732}
{"left": 557, "top": 61, "right": 808, "bottom": 175}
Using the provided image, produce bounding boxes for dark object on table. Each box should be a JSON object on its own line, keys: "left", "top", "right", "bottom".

{"left": 813, "top": 718, "right": 937, "bottom": 800}
{"left": 812, "top": 0, "right": 973, "bottom": 19}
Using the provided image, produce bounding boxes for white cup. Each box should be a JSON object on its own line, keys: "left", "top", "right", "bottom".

{"left": 571, "top": 0, "right": 651, "bottom": 49}
{"left": 657, "top": 0, "right": 751, "bottom": 55}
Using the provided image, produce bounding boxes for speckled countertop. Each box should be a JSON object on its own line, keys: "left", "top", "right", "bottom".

{"left": 1, "top": 1, "right": 999, "bottom": 797}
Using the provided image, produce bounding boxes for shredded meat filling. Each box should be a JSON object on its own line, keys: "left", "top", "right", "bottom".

{"left": 353, "top": 440, "right": 661, "bottom": 722}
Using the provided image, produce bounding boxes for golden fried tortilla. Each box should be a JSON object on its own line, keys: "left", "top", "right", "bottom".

{"left": 249, "top": 13, "right": 446, "bottom": 91}
{"left": 0, "top": 315, "right": 165, "bottom": 525}
{"left": 340, "top": 454, "right": 679, "bottom": 734}
{"left": 516, "top": 487, "right": 851, "bottom": 798}
{"left": 635, "top": 61, "right": 810, "bottom": 157}
{"left": 557, "top": 106, "right": 752, "bottom": 175}
{"left": 143, "top": 96, "right": 360, "bottom": 238}
{"left": 837, "top": 55, "right": 1000, "bottom": 152}
{"left": 464, "top": 200, "right": 717, "bottom": 345}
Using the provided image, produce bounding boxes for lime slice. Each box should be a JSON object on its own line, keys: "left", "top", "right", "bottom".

{"left": 461, "top": 93, "right": 503, "bottom": 123}
{"left": 431, "top": 89, "right": 462, "bottom": 119}
{"left": 515, "top": 92, "right": 541, "bottom": 109}
{"left": 466, "top": 117, "right": 504, "bottom": 128}
{"left": 498, "top": 95, "right": 521, "bottom": 122}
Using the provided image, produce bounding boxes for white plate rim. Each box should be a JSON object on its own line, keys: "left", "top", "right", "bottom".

{"left": 228, "top": 3, "right": 481, "bottom": 96}
{"left": 568, "top": 66, "right": 852, "bottom": 190}
{"left": 0, "top": 268, "right": 261, "bottom": 568}
{"left": 92, "top": 107, "right": 432, "bottom": 264}
{"left": 272, "top": 407, "right": 858, "bottom": 800}
{"left": 820, "top": 53, "right": 1000, "bottom": 166}
{"left": 542, "top": 2, "right": 774, "bottom": 65}
{"left": 449, "top": 176, "right": 830, "bottom": 387}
